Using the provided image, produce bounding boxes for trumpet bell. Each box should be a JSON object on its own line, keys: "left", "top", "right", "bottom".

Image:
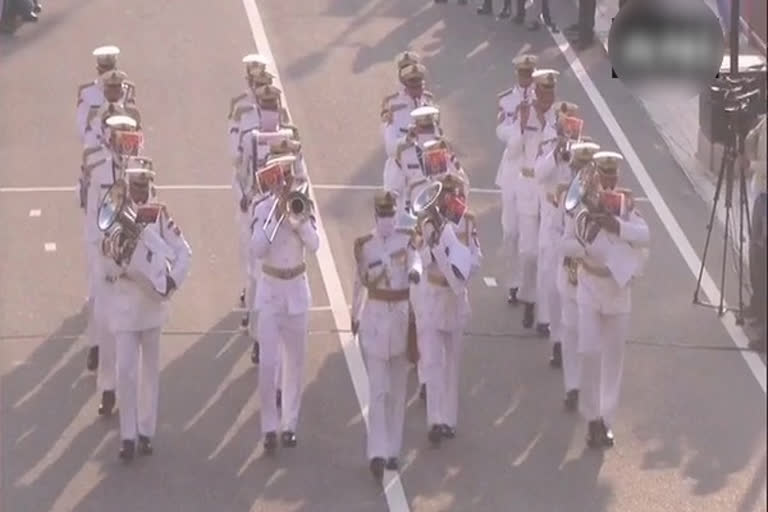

{"left": 411, "top": 180, "right": 442, "bottom": 217}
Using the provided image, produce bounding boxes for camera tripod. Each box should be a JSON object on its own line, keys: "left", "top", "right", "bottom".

{"left": 693, "top": 98, "right": 753, "bottom": 322}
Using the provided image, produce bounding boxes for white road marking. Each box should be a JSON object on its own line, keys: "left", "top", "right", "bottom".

{"left": 483, "top": 277, "right": 498, "bottom": 287}
{"left": 550, "top": 30, "right": 766, "bottom": 393}
{"left": 44, "top": 243, "right": 56, "bottom": 252}
{"left": 233, "top": 305, "right": 332, "bottom": 313}
{"left": 241, "top": 1, "right": 411, "bottom": 510}
{"left": 29, "top": 209, "right": 41, "bottom": 217}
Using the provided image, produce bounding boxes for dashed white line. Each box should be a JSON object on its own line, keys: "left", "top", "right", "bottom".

{"left": 29, "top": 209, "right": 41, "bottom": 217}
{"left": 550, "top": 30, "right": 766, "bottom": 393}
{"left": 44, "top": 243, "right": 57, "bottom": 252}
{"left": 241, "top": 1, "right": 411, "bottom": 511}
{"left": 483, "top": 277, "right": 498, "bottom": 287}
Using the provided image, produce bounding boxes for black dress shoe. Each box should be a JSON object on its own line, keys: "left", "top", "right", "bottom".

{"left": 86, "top": 346, "right": 99, "bottom": 371}
{"left": 263, "top": 431, "right": 278, "bottom": 453}
{"left": 119, "top": 439, "right": 135, "bottom": 461}
{"left": 419, "top": 383, "right": 427, "bottom": 401}
{"left": 507, "top": 287, "right": 519, "bottom": 305}
{"left": 21, "top": 11, "right": 38, "bottom": 22}
{"left": 385, "top": 457, "right": 399, "bottom": 470}
{"left": 600, "top": 419, "right": 615, "bottom": 447}
{"left": 586, "top": 420, "right": 603, "bottom": 449}
{"left": 522, "top": 303, "right": 534, "bottom": 329}
{"left": 138, "top": 435, "right": 153, "bottom": 455}
{"left": 497, "top": 6, "right": 511, "bottom": 18}
{"left": 564, "top": 389, "right": 578, "bottom": 411}
{"left": 441, "top": 424, "right": 456, "bottom": 439}
{"left": 428, "top": 425, "right": 442, "bottom": 446}
{"left": 370, "top": 457, "right": 386, "bottom": 480}
{"left": 241, "top": 313, "right": 249, "bottom": 328}
{"left": 550, "top": 342, "right": 562, "bottom": 368}
{"left": 239, "top": 288, "right": 246, "bottom": 307}
{"left": 276, "top": 389, "right": 282, "bottom": 409}
{"left": 98, "top": 390, "right": 116, "bottom": 416}
{"left": 512, "top": 13, "right": 525, "bottom": 24}
{"left": 251, "top": 341, "right": 259, "bottom": 364}
{"left": 537, "top": 323, "right": 551, "bottom": 338}
{"left": 477, "top": 3, "right": 492, "bottom": 14}
{"left": 281, "top": 431, "right": 297, "bottom": 447}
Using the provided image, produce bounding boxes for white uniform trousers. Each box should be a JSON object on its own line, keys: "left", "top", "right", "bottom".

{"left": 536, "top": 244, "right": 561, "bottom": 331}
{"left": 85, "top": 241, "right": 101, "bottom": 347}
{"left": 115, "top": 328, "right": 161, "bottom": 441}
{"left": 93, "top": 290, "right": 116, "bottom": 393}
{"left": 560, "top": 294, "right": 581, "bottom": 392}
{"left": 517, "top": 213, "right": 539, "bottom": 304}
{"left": 410, "top": 281, "right": 427, "bottom": 386}
{"left": 500, "top": 186, "right": 521, "bottom": 290}
{"left": 237, "top": 210, "right": 251, "bottom": 290}
{"left": 423, "top": 328, "right": 464, "bottom": 428}
{"left": 577, "top": 306, "right": 629, "bottom": 426}
{"left": 247, "top": 269, "right": 283, "bottom": 387}
{"left": 363, "top": 350, "right": 410, "bottom": 460}
{"left": 257, "top": 309, "right": 308, "bottom": 434}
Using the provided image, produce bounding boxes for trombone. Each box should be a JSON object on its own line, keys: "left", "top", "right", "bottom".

{"left": 263, "top": 181, "right": 312, "bottom": 243}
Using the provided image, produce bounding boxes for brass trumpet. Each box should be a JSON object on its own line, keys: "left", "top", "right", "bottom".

{"left": 263, "top": 181, "right": 312, "bottom": 243}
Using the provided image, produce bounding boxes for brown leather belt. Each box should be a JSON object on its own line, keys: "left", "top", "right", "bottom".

{"left": 261, "top": 262, "right": 306, "bottom": 280}
{"left": 367, "top": 287, "right": 409, "bottom": 302}
{"left": 427, "top": 271, "right": 450, "bottom": 287}
{"left": 580, "top": 260, "right": 612, "bottom": 278}
{"left": 520, "top": 167, "right": 535, "bottom": 178}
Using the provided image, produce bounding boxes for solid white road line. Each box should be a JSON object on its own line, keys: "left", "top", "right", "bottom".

{"left": 44, "top": 243, "right": 57, "bottom": 252}
{"left": 29, "top": 209, "right": 41, "bottom": 217}
{"left": 550, "top": 31, "right": 766, "bottom": 393}
{"left": 240, "top": 1, "right": 411, "bottom": 510}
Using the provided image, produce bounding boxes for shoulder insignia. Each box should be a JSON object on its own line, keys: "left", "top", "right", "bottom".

{"left": 353, "top": 233, "right": 374, "bottom": 263}
{"left": 389, "top": 103, "right": 408, "bottom": 114}
{"left": 76, "top": 81, "right": 95, "bottom": 105}
{"left": 82, "top": 158, "right": 106, "bottom": 175}
{"left": 228, "top": 93, "right": 248, "bottom": 119}
{"left": 497, "top": 87, "right": 515, "bottom": 99}
{"left": 166, "top": 217, "right": 182, "bottom": 236}
{"left": 233, "top": 104, "right": 255, "bottom": 122}
{"left": 279, "top": 107, "right": 291, "bottom": 124}
{"left": 396, "top": 140, "right": 413, "bottom": 162}
{"left": 381, "top": 92, "right": 399, "bottom": 108}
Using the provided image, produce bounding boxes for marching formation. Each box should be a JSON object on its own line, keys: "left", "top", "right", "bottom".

{"left": 73, "top": 44, "right": 651, "bottom": 480}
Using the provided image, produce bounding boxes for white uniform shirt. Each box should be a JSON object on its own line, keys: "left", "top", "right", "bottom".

{"left": 77, "top": 81, "right": 137, "bottom": 144}
{"left": 381, "top": 89, "right": 436, "bottom": 157}
{"left": 102, "top": 205, "right": 192, "bottom": 332}
{"left": 495, "top": 84, "right": 533, "bottom": 187}
{"left": 249, "top": 195, "right": 319, "bottom": 314}
{"left": 351, "top": 227, "right": 422, "bottom": 359}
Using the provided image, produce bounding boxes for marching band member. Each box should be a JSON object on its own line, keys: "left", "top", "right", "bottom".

{"left": 100, "top": 168, "right": 192, "bottom": 461}
{"left": 231, "top": 82, "right": 289, "bottom": 311}
{"left": 496, "top": 53, "right": 537, "bottom": 306}
{"left": 394, "top": 106, "right": 443, "bottom": 214}
{"left": 504, "top": 69, "right": 559, "bottom": 331}
{"left": 533, "top": 100, "right": 580, "bottom": 355}
{"left": 555, "top": 140, "right": 600, "bottom": 410}
{"left": 351, "top": 191, "right": 422, "bottom": 481}
{"left": 249, "top": 155, "right": 318, "bottom": 453}
{"left": 76, "top": 46, "right": 136, "bottom": 144}
{"left": 81, "top": 114, "right": 143, "bottom": 374}
{"left": 381, "top": 54, "right": 435, "bottom": 194}
{"left": 82, "top": 70, "right": 142, "bottom": 148}
{"left": 560, "top": 151, "right": 650, "bottom": 448}
{"left": 227, "top": 54, "right": 277, "bottom": 164}
{"left": 417, "top": 178, "right": 482, "bottom": 446}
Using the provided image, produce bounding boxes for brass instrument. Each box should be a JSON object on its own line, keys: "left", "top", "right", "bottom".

{"left": 563, "top": 162, "right": 604, "bottom": 246}
{"left": 263, "top": 181, "right": 312, "bottom": 243}
{"left": 411, "top": 180, "right": 445, "bottom": 239}
{"left": 97, "top": 179, "right": 176, "bottom": 298}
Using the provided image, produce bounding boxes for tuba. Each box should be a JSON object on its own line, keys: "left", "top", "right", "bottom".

{"left": 97, "top": 179, "right": 176, "bottom": 298}
{"left": 563, "top": 162, "right": 603, "bottom": 246}
{"left": 411, "top": 180, "right": 445, "bottom": 236}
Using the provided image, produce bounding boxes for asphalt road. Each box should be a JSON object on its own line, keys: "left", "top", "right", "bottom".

{"left": 0, "top": 1, "right": 766, "bottom": 511}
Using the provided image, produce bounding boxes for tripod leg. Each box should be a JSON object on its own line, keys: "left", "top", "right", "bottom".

{"left": 694, "top": 149, "right": 728, "bottom": 304}
{"left": 719, "top": 198, "right": 732, "bottom": 316}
